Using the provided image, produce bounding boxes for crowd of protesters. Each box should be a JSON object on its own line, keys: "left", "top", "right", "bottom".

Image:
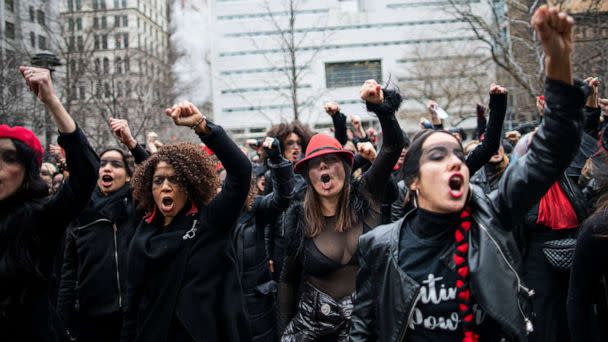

{"left": 1, "top": 5, "right": 608, "bottom": 342}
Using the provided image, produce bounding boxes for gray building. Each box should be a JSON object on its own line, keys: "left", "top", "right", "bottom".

{"left": 60, "top": 0, "right": 174, "bottom": 149}
{"left": 209, "top": 0, "right": 497, "bottom": 140}
{"left": 0, "top": 0, "right": 61, "bottom": 145}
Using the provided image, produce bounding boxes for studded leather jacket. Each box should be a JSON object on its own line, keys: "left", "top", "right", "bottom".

{"left": 349, "top": 78, "right": 587, "bottom": 342}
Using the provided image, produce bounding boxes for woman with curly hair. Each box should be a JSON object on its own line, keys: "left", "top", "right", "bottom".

{"left": 121, "top": 102, "right": 252, "bottom": 342}
{"left": 0, "top": 66, "right": 98, "bottom": 341}
{"left": 278, "top": 79, "right": 405, "bottom": 341}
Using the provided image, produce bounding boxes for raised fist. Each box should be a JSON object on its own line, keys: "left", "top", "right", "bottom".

{"left": 357, "top": 142, "right": 377, "bottom": 162}
{"left": 489, "top": 83, "right": 507, "bottom": 95}
{"left": 19, "top": 66, "right": 57, "bottom": 104}
{"left": 109, "top": 117, "right": 137, "bottom": 148}
{"left": 324, "top": 102, "right": 340, "bottom": 115}
{"left": 164, "top": 101, "right": 206, "bottom": 130}
{"left": 360, "top": 80, "right": 384, "bottom": 105}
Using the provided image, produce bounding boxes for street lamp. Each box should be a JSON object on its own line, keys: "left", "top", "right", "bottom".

{"left": 31, "top": 51, "right": 61, "bottom": 149}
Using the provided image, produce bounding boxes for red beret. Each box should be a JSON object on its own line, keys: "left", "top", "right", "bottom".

{"left": 0, "top": 125, "right": 44, "bottom": 168}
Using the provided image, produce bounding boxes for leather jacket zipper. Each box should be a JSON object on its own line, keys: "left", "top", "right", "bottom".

{"left": 401, "top": 289, "right": 422, "bottom": 341}
{"left": 475, "top": 220, "right": 534, "bottom": 333}
{"left": 113, "top": 223, "right": 123, "bottom": 308}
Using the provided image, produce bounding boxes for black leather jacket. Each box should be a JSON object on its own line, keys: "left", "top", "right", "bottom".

{"left": 349, "top": 79, "right": 586, "bottom": 342}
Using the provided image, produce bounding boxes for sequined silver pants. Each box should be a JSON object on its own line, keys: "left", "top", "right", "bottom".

{"left": 281, "top": 282, "right": 353, "bottom": 342}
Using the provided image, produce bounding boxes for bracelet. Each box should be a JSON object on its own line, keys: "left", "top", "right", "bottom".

{"left": 190, "top": 115, "right": 205, "bottom": 129}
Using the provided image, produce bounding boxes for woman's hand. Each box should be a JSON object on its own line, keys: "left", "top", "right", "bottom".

{"left": 360, "top": 80, "right": 384, "bottom": 105}
{"left": 489, "top": 83, "right": 508, "bottom": 95}
{"left": 164, "top": 101, "right": 209, "bottom": 134}
{"left": 109, "top": 117, "right": 138, "bottom": 149}
{"left": 532, "top": 5, "right": 575, "bottom": 84}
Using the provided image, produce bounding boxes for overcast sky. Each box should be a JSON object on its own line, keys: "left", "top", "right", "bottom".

{"left": 170, "top": 0, "right": 212, "bottom": 107}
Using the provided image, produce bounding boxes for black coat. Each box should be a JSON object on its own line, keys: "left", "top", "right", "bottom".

{"left": 57, "top": 184, "right": 138, "bottom": 327}
{"left": 233, "top": 155, "right": 294, "bottom": 342}
{"left": 349, "top": 78, "right": 587, "bottom": 342}
{"left": 0, "top": 128, "right": 99, "bottom": 341}
{"left": 120, "top": 123, "right": 253, "bottom": 342}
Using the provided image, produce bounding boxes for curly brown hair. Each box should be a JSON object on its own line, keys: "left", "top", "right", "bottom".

{"left": 266, "top": 120, "right": 314, "bottom": 153}
{"left": 131, "top": 143, "right": 220, "bottom": 212}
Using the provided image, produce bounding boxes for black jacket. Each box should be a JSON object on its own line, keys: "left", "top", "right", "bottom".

{"left": 0, "top": 128, "right": 99, "bottom": 341}
{"left": 120, "top": 122, "right": 252, "bottom": 342}
{"left": 57, "top": 184, "right": 138, "bottom": 327}
{"left": 349, "top": 79, "right": 586, "bottom": 342}
{"left": 233, "top": 155, "right": 294, "bottom": 342}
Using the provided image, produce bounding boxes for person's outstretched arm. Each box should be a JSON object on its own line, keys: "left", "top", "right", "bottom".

{"left": 165, "top": 102, "right": 252, "bottom": 230}
{"left": 360, "top": 80, "right": 406, "bottom": 203}
{"left": 109, "top": 117, "right": 150, "bottom": 164}
{"left": 465, "top": 84, "right": 508, "bottom": 175}
{"left": 19, "top": 66, "right": 99, "bottom": 235}
{"left": 491, "top": 6, "right": 585, "bottom": 228}
{"left": 254, "top": 137, "right": 294, "bottom": 221}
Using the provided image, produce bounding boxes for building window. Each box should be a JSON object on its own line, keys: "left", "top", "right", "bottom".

{"left": 125, "top": 80, "right": 131, "bottom": 97}
{"left": 94, "top": 58, "right": 101, "bottom": 73}
{"left": 76, "top": 0, "right": 81, "bottom": 10}
{"left": 117, "top": 81, "right": 123, "bottom": 97}
{"left": 122, "top": 0, "right": 127, "bottom": 7}
{"left": 70, "top": 61, "right": 77, "bottom": 75}
{"left": 103, "top": 57, "right": 110, "bottom": 73}
{"left": 37, "top": 10, "right": 45, "bottom": 26}
{"left": 29, "top": 6, "right": 35, "bottom": 21}
{"left": 93, "top": 17, "right": 99, "bottom": 29}
{"left": 325, "top": 60, "right": 382, "bottom": 88}
{"left": 123, "top": 33, "right": 129, "bottom": 48}
{"left": 122, "top": 15, "right": 128, "bottom": 27}
{"left": 114, "top": 0, "right": 119, "bottom": 7}
{"left": 102, "top": 34, "right": 108, "bottom": 49}
{"left": 68, "top": 18, "right": 74, "bottom": 30}
{"left": 95, "top": 80, "right": 102, "bottom": 98}
{"left": 69, "top": 36, "right": 75, "bottom": 51}
{"left": 101, "top": 16, "right": 107, "bottom": 29}
{"left": 115, "top": 57, "right": 122, "bottom": 73}
{"left": 93, "top": 0, "right": 98, "bottom": 9}
{"left": 124, "top": 57, "right": 130, "bottom": 71}
{"left": 104, "top": 82, "right": 111, "bottom": 97}
{"left": 76, "top": 17, "right": 82, "bottom": 30}
{"left": 114, "top": 15, "right": 120, "bottom": 27}
{"left": 5, "top": 0, "right": 14, "bottom": 12}
{"left": 67, "top": 0, "right": 73, "bottom": 11}
{"left": 38, "top": 35, "right": 47, "bottom": 50}
{"left": 94, "top": 35, "right": 100, "bottom": 49}
{"left": 80, "top": 85, "right": 86, "bottom": 99}
{"left": 5, "top": 22, "right": 15, "bottom": 40}
{"left": 100, "top": 0, "right": 106, "bottom": 9}
{"left": 77, "top": 36, "right": 84, "bottom": 51}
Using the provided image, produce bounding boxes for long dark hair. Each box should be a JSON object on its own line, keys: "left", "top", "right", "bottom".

{"left": 303, "top": 158, "right": 354, "bottom": 237}
{"left": 591, "top": 153, "right": 608, "bottom": 216}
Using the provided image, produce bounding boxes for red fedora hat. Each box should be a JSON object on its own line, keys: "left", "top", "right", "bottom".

{"left": 294, "top": 133, "right": 354, "bottom": 174}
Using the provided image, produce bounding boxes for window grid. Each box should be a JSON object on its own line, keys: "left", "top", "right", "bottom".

{"left": 325, "top": 60, "right": 382, "bottom": 89}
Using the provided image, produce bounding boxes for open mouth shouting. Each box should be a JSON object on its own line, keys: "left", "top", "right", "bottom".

{"left": 160, "top": 196, "right": 175, "bottom": 213}
{"left": 448, "top": 173, "right": 465, "bottom": 199}
{"left": 100, "top": 174, "right": 114, "bottom": 188}
{"left": 320, "top": 174, "right": 332, "bottom": 191}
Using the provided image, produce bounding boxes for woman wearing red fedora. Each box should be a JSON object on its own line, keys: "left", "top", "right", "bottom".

{"left": 0, "top": 66, "right": 98, "bottom": 341}
{"left": 278, "top": 80, "right": 405, "bottom": 341}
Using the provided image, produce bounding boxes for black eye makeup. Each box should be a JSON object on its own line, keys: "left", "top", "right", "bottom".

{"left": 100, "top": 159, "right": 125, "bottom": 168}
{"left": 421, "top": 143, "right": 465, "bottom": 162}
